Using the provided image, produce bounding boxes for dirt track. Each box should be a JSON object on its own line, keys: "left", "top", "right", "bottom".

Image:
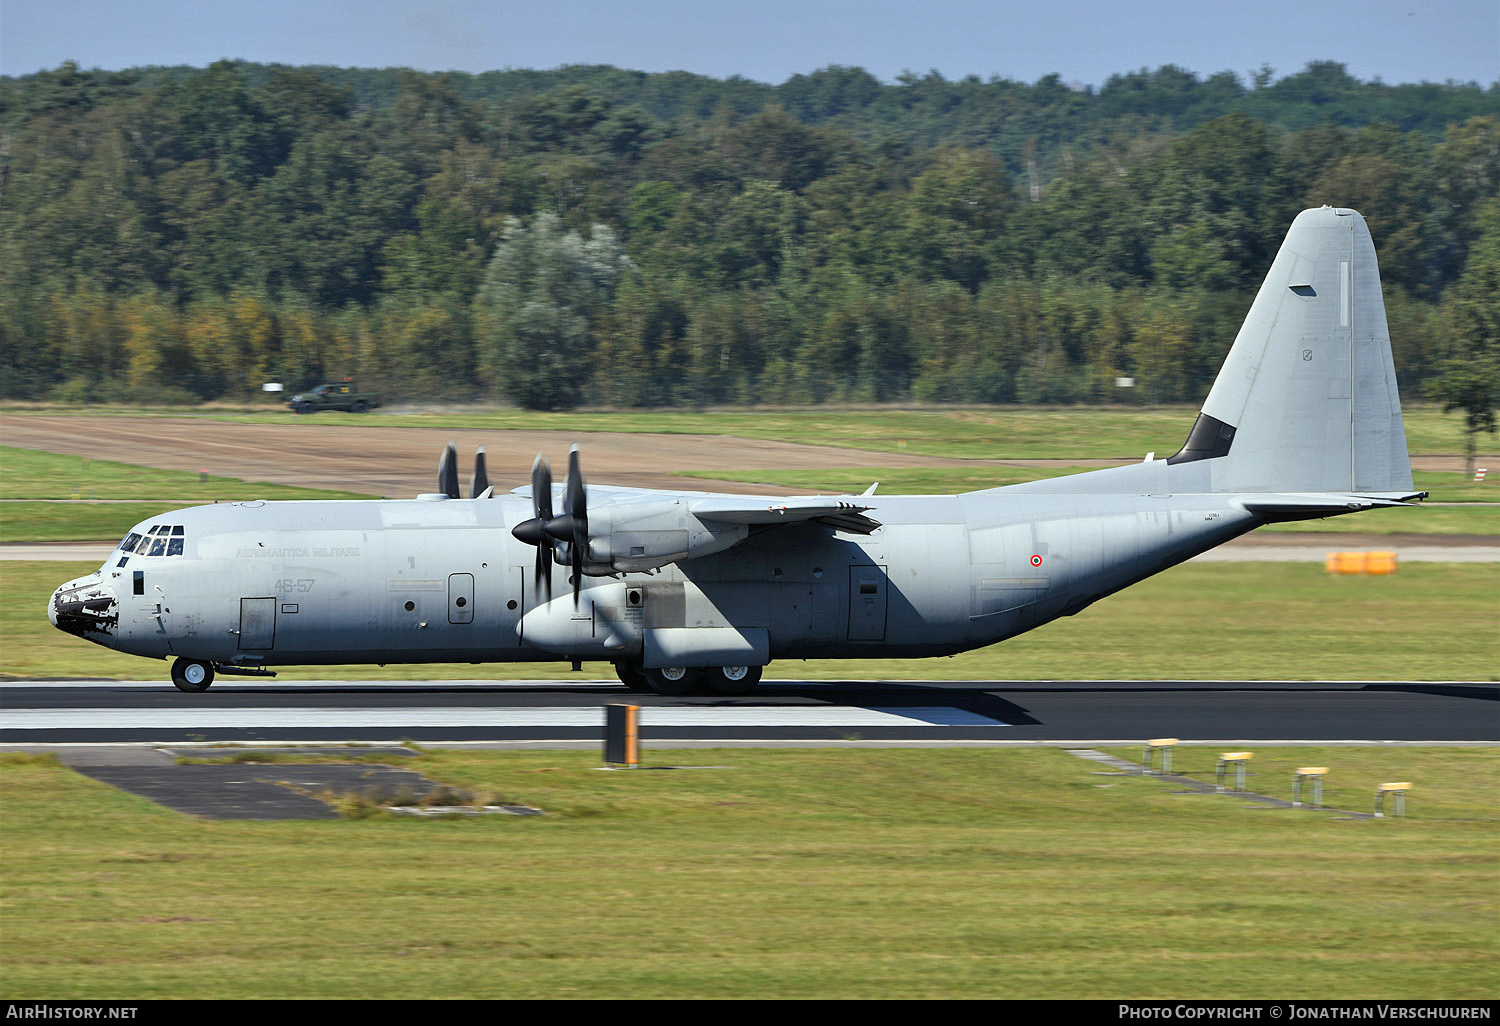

{"left": 0, "top": 415, "right": 987, "bottom": 498}
{"left": 3, "top": 413, "right": 1487, "bottom": 499}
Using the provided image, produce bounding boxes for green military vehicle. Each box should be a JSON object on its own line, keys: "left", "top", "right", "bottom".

{"left": 286, "top": 380, "right": 382, "bottom": 414}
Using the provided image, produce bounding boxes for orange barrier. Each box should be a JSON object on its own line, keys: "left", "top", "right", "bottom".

{"left": 1326, "top": 551, "right": 1398, "bottom": 575}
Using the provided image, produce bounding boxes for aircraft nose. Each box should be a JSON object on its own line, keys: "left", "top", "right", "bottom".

{"left": 50, "top": 574, "right": 119, "bottom": 640}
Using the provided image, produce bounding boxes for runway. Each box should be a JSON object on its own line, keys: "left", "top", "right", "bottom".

{"left": 3, "top": 678, "right": 1494, "bottom": 746}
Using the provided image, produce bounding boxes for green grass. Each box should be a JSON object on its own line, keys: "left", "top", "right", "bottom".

{"left": 6, "top": 401, "right": 1488, "bottom": 461}
{"left": 8, "top": 559, "right": 1496, "bottom": 681}
{"left": 0, "top": 445, "right": 375, "bottom": 542}
{"left": 0, "top": 444, "right": 374, "bottom": 502}
{"left": 1101, "top": 746, "right": 1499, "bottom": 821}
{"left": 1256, "top": 505, "right": 1497, "bottom": 535}
{"left": 1, "top": 747, "right": 1494, "bottom": 999}
{"left": 1, "top": 502, "right": 254, "bottom": 544}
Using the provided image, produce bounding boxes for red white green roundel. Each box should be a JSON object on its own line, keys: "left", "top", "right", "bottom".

{"left": 1030, "top": 554, "right": 1043, "bottom": 566}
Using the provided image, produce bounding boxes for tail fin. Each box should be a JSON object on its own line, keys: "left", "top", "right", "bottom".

{"left": 1169, "top": 206, "right": 1414, "bottom": 495}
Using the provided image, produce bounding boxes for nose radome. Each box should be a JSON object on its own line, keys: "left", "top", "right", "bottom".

{"left": 50, "top": 574, "right": 119, "bottom": 639}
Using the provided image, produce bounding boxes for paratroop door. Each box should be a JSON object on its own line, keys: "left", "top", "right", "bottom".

{"left": 238, "top": 597, "right": 276, "bottom": 650}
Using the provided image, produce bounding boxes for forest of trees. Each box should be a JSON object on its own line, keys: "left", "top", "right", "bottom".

{"left": 0, "top": 58, "right": 1496, "bottom": 418}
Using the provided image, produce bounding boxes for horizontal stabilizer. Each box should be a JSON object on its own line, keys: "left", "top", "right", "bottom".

{"left": 1236, "top": 492, "right": 1427, "bottom": 523}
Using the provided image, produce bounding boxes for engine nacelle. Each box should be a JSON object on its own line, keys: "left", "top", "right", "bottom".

{"left": 580, "top": 500, "right": 748, "bottom": 573}
{"left": 517, "top": 582, "right": 768, "bottom": 669}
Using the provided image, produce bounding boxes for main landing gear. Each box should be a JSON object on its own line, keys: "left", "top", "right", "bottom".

{"left": 612, "top": 662, "right": 763, "bottom": 696}
{"left": 170, "top": 657, "right": 216, "bottom": 693}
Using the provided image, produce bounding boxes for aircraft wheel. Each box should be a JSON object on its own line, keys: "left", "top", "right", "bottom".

{"left": 170, "top": 658, "right": 215, "bottom": 693}
{"left": 641, "top": 665, "right": 701, "bottom": 696}
{"left": 704, "top": 664, "right": 762, "bottom": 696}
{"left": 614, "top": 662, "right": 652, "bottom": 693}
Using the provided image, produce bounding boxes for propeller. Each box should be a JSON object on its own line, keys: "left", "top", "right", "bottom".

{"left": 438, "top": 440, "right": 459, "bottom": 499}
{"left": 469, "top": 447, "right": 490, "bottom": 499}
{"left": 436, "top": 442, "right": 494, "bottom": 500}
{"left": 544, "top": 446, "right": 589, "bottom": 607}
{"left": 510, "top": 447, "right": 591, "bottom": 607}
{"left": 510, "top": 454, "right": 555, "bottom": 600}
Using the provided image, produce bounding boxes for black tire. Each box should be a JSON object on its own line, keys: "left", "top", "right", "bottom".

{"left": 614, "top": 662, "right": 652, "bottom": 693}
{"left": 641, "top": 665, "right": 702, "bottom": 696}
{"left": 704, "top": 664, "right": 762, "bottom": 696}
{"left": 350, "top": 400, "right": 369, "bottom": 413}
{"left": 295, "top": 401, "right": 314, "bottom": 414}
{"left": 170, "top": 658, "right": 214, "bottom": 693}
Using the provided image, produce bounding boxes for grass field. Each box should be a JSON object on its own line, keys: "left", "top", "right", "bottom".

{"left": 0, "top": 444, "right": 375, "bottom": 543}
{"left": 1, "top": 746, "right": 1494, "bottom": 999}
{"left": 8, "top": 559, "right": 1496, "bottom": 681}
{"left": 5, "top": 400, "right": 1492, "bottom": 461}
{"left": 3, "top": 409, "right": 1495, "bottom": 1001}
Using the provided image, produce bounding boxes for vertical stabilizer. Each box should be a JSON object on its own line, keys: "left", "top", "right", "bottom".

{"left": 1170, "top": 207, "right": 1413, "bottom": 494}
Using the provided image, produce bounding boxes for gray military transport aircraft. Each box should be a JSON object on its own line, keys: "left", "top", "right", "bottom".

{"left": 50, "top": 207, "right": 1423, "bottom": 695}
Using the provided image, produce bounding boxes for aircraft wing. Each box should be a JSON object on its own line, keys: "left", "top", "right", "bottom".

{"left": 513, "top": 484, "right": 881, "bottom": 533}
{"left": 688, "top": 496, "right": 881, "bottom": 534}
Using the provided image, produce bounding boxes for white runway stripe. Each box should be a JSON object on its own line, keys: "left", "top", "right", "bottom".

{"left": 0, "top": 706, "right": 1007, "bottom": 729}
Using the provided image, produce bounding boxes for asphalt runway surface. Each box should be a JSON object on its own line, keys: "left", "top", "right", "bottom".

{"left": 3, "top": 678, "right": 1494, "bottom": 746}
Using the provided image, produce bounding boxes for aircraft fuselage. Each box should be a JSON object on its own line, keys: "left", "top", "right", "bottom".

{"left": 51, "top": 485, "right": 1259, "bottom": 671}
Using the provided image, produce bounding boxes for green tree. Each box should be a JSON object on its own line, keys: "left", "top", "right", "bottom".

{"left": 475, "top": 213, "right": 633, "bottom": 409}
{"left": 1428, "top": 199, "right": 1500, "bottom": 475}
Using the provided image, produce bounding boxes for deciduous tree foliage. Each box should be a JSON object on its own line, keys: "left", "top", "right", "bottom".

{"left": 0, "top": 59, "right": 1496, "bottom": 409}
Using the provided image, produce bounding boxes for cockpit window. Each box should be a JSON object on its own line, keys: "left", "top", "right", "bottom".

{"left": 120, "top": 532, "right": 143, "bottom": 553}
{"left": 135, "top": 524, "right": 187, "bottom": 556}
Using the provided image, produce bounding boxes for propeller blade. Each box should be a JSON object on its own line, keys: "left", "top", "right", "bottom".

{"left": 438, "top": 441, "right": 459, "bottom": 499}
{"left": 469, "top": 447, "right": 489, "bottom": 499}
{"left": 563, "top": 446, "right": 588, "bottom": 607}
{"left": 508, "top": 454, "right": 555, "bottom": 600}
{"left": 534, "top": 454, "right": 553, "bottom": 523}
{"left": 536, "top": 544, "right": 551, "bottom": 601}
